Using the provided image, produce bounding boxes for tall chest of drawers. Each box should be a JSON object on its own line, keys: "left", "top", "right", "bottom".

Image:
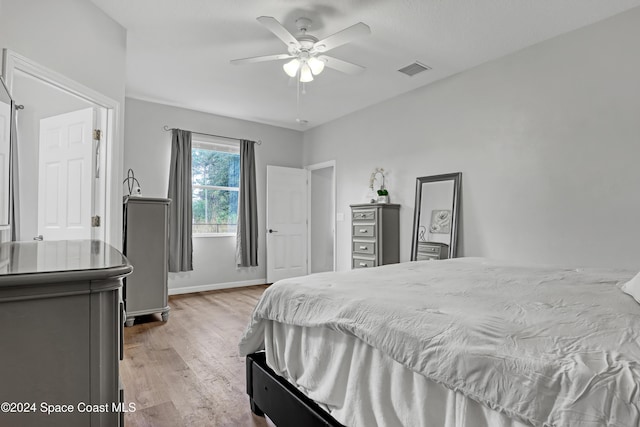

{"left": 351, "top": 203, "right": 400, "bottom": 269}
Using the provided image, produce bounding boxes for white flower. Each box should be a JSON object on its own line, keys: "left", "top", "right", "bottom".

{"left": 369, "top": 167, "right": 386, "bottom": 190}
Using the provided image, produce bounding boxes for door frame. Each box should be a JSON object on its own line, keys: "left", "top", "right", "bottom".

{"left": 2, "top": 49, "right": 120, "bottom": 245}
{"left": 306, "top": 160, "right": 336, "bottom": 274}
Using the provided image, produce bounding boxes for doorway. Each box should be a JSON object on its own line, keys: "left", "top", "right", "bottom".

{"left": 307, "top": 161, "right": 336, "bottom": 274}
{"left": 3, "top": 49, "right": 117, "bottom": 243}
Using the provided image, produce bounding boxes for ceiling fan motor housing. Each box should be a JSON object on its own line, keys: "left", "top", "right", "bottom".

{"left": 295, "top": 17, "right": 312, "bottom": 32}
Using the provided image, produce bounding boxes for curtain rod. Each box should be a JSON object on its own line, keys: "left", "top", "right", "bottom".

{"left": 163, "top": 126, "right": 261, "bottom": 145}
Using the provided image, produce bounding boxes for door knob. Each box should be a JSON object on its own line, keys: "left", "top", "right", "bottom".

{"left": 34, "top": 235, "right": 43, "bottom": 241}
{"left": 268, "top": 229, "right": 278, "bottom": 233}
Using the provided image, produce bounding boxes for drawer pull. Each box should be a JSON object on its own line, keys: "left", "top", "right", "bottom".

{"left": 359, "top": 229, "right": 368, "bottom": 233}
{"left": 359, "top": 262, "right": 368, "bottom": 267}
{"left": 359, "top": 246, "right": 367, "bottom": 250}
{"left": 359, "top": 214, "right": 366, "bottom": 218}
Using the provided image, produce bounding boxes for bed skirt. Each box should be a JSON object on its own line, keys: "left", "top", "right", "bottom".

{"left": 251, "top": 320, "right": 531, "bottom": 427}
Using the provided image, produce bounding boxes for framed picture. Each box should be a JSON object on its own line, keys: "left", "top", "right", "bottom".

{"left": 430, "top": 209, "right": 451, "bottom": 234}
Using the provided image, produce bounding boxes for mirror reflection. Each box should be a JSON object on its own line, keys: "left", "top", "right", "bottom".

{"left": 411, "top": 173, "right": 461, "bottom": 261}
{"left": 0, "top": 77, "right": 12, "bottom": 226}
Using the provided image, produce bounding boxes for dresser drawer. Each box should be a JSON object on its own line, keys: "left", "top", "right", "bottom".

{"left": 353, "top": 241, "right": 375, "bottom": 255}
{"left": 352, "top": 210, "right": 375, "bottom": 221}
{"left": 353, "top": 225, "right": 375, "bottom": 237}
{"left": 418, "top": 244, "right": 439, "bottom": 254}
{"left": 353, "top": 257, "right": 376, "bottom": 269}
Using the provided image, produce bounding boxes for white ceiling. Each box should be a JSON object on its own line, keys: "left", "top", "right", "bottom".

{"left": 90, "top": 0, "right": 640, "bottom": 130}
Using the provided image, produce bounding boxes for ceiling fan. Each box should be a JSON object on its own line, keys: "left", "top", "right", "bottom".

{"left": 231, "top": 16, "right": 371, "bottom": 82}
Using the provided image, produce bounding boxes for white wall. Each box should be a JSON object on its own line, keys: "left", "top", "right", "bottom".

{"left": 304, "top": 7, "right": 640, "bottom": 271}
{"left": 0, "top": 0, "right": 127, "bottom": 246}
{"left": 124, "top": 98, "right": 303, "bottom": 292}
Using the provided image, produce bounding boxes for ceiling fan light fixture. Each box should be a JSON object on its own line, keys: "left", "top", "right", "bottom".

{"left": 299, "top": 64, "right": 314, "bottom": 82}
{"left": 283, "top": 58, "right": 300, "bottom": 77}
{"left": 308, "top": 57, "right": 326, "bottom": 75}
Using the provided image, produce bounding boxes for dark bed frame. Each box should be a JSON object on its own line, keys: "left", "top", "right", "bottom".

{"left": 246, "top": 352, "right": 346, "bottom": 427}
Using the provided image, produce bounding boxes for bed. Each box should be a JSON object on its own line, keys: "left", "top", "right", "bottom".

{"left": 239, "top": 258, "right": 640, "bottom": 427}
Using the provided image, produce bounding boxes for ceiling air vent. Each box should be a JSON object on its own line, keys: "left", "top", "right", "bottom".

{"left": 398, "top": 61, "right": 432, "bottom": 77}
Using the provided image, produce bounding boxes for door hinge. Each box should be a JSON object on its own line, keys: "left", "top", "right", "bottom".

{"left": 93, "top": 129, "right": 102, "bottom": 140}
{"left": 91, "top": 216, "right": 101, "bottom": 227}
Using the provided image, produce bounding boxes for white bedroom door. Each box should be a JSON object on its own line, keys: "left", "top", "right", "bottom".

{"left": 38, "top": 107, "right": 96, "bottom": 241}
{"left": 266, "top": 165, "right": 308, "bottom": 283}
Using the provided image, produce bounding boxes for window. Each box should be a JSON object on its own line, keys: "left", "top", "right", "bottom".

{"left": 191, "top": 137, "right": 240, "bottom": 235}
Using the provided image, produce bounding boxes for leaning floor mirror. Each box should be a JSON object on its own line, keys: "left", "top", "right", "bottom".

{"left": 411, "top": 172, "right": 462, "bottom": 261}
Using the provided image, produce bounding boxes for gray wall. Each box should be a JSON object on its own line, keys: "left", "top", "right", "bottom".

{"left": 124, "top": 98, "right": 304, "bottom": 292}
{"left": 0, "top": 0, "right": 127, "bottom": 247}
{"left": 304, "top": 7, "right": 640, "bottom": 271}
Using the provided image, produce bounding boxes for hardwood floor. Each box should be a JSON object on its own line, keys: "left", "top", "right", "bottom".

{"left": 121, "top": 285, "right": 276, "bottom": 427}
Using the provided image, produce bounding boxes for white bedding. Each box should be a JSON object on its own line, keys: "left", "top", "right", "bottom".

{"left": 265, "top": 320, "right": 531, "bottom": 427}
{"left": 239, "top": 258, "right": 640, "bottom": 427}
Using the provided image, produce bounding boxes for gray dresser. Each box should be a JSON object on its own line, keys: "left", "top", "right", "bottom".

{"left": 351, "top": 203, "right": 400, "bottom": 269}
{"left": 0, "top": 240, "right": 132, "bottom": 427}
{"left": 123, "top": 197, "right": 170, "bottom": 326}
{"left": 416, "top": 241, "right": 449, "bottom": 261}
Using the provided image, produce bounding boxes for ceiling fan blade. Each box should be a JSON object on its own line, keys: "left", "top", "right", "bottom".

{"left": 313, "top": 22, "right": 371, "bottom": 53}
{"left": 257, "top": 16, "right": 301, "bottom": 48}
{"left": 231, "top": 53, "right": 294, "bottom": 65}
{"left": 318, "top": 55, "right": 365, "bottom": 75}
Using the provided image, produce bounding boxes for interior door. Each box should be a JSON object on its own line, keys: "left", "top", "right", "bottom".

{"left": 266, "top": 165, "right": 308, "bottom": 283}
{"left": 38, "top": 107, "right": 96, "bottom": 241}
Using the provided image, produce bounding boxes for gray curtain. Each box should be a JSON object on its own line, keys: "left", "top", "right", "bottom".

{"left": 10, "top": 103, "right": 20, "bottom": 241}
{"left": 167, "top": 129, "right": 193, "bottom": 272}
{"left": 236, "top": 140, "right": 258, "bottom": 267}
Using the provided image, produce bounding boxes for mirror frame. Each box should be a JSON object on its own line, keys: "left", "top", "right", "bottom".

{"left": 410, "top": 172, "right": 462, "bottom": 261}
{"left": 0, "top": 76, "right": 14, "bottom": 228}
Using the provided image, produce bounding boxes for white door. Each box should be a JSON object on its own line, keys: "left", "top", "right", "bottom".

{"left": 38, "top": 108, "right": 96, "bottom": 240}
{"left": 266, "top": 165, "right": 308, "bottom": 283}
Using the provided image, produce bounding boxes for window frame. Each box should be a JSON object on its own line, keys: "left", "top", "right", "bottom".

{"left": 191, "top": 136, "right": 240, "bottom": 238}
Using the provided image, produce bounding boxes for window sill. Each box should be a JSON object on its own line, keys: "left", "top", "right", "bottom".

{"left": 193, "top": 233, "right": 236, "bottom": 238}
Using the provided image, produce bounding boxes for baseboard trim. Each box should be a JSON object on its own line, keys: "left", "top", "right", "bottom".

{"left": 168, "top": 279, "right": 267, "bottom": 296}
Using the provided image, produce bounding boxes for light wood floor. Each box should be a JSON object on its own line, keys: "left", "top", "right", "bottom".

{"left": 120, "top": 285, "right": 276, "bottom": 427}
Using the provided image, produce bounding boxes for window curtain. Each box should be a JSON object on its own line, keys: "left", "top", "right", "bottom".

{"left": 236, "top": 140, "right": 258, "bottom": 267}
{"left": 167, "top": 129, "right": 193, "bottom": 272}
{"left": 10, "top": 103, "right": 20, "bottom": 241}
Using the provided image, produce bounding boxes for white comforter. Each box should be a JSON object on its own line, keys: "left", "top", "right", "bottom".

{"left": 239, "top": 258, "right": 640, "bottom": 427}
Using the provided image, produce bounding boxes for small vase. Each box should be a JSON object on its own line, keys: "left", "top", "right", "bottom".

{"left": 377, "top": 195, "right": 389, "bottom": 204}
